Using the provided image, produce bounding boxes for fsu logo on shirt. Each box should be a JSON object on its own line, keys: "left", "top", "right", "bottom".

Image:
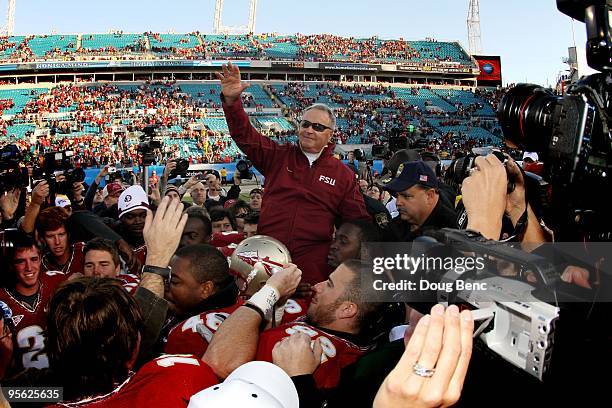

{"left": 319, "top": 175, "right": 336, "bottom": 186}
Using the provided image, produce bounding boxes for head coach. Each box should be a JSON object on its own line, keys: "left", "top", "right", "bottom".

{"left": 217, "top": 62, "right": 370, "bottom": 285}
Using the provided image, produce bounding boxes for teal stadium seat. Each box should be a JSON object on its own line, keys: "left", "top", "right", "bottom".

{"left": 81, "top": 34, "right": 145, "bottom": 52}
{"left": 26, "top": 35, "right": 78, "bottom": 57}
{"left": 149, "top": 34, "right": 200, "bottom": 53}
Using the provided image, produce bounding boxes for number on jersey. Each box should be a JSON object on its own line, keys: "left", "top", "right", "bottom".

{"left": 284, "top": 299, "right": 303, "bottom": 314}
{"left": 156, "top": 355, "right": 200, "bottom": 367}
{"left": 181, "top": 312, "right": 230, "bottom": 343}
{"left": 284, "top": 325, "right": 337, "bottom": 364}
{"left": 17, "top": 325, "right": 49, "bottom": 369}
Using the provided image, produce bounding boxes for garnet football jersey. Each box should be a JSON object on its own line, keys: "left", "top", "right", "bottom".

{"left": 256, "top": 321, "right": 368, "bottom": 389}
{"left": 0, "top": 270, "right": 67, "bottom": 375}
{"left": 115, "top": 273, "right": 140, "bottom": 295}
{"left": 279, "top": 298, "right": 310, "bottom": 325}
{"left": 41, "top": 242, "right": 86, "bottom": 277}
{"left": 164, "top": 299, "right": 244, "bottom": 357}
{"left": 50, "top": 354, "right": 219, "bottom": 407}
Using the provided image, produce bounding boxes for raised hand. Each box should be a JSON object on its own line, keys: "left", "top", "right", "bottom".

{"left": 215, "top": 62, "right": 249, "bottom": 106}
{"left": 461, "top": 154, "right": 508, "bottom": 240}
{"left": 143, "top": 196, "right": 188, "bottom": 268}
{"left": 0, "top": 188, "right": 21, "bottom": 221}
{"left": 31, "top": 180, "right": 50, "bottom": 206}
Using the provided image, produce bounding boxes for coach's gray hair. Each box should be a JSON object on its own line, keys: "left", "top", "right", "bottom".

{"left": 303, "top": 103, "right": 336, "bottom": 130}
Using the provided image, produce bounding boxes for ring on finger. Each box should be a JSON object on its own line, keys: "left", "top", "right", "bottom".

{"left": 413, "top": 362, "right": 436, "bottom": 378}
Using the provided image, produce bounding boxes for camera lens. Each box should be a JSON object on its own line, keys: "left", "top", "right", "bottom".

{"left": 176, "top": 159, "right": 189, "bottom": 172}
{"left": 497, "top": 84, "right": 560, "bottom": 152}
{"left": 71, "top": 168, "right": 86, "bottom": 183}
{"left": 449, "top": 155, "right": 476, "bottom": 186}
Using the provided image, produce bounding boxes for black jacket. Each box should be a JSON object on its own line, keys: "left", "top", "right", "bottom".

{"left": 382, "top": 196, "right": 457, "bottom": 242}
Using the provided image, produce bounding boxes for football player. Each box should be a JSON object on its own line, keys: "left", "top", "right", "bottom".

{"left": 82, "top": 238, "right": 140, "bottom": 294}
{"left": 0, "top": 231, "right": 66, "bottom": 376}
{"left": 45, "top": 278, "right": 218, "bottom": 406}
{"left": 205, "top": 259, "right": 389, "bottom": 390}
{"left": 164, "top": 236, "right": 306, "bottom": 357}
{"left": 163, "top": 244, "right": 242, "bottom": 354}
{"left": 36, "top": 206, "right": 86, "bottom": 277}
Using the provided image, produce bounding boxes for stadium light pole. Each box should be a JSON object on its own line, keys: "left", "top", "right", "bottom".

{"left": 467, "top": 0, "right": 483, "bottom": 55}
{"left": 214, "top": 0, "right": 224, "bottom": 34}
{"left": 214, "top": 0, "right": 258, "bottom": 34}
{"left": 1, "top": 0, "right": 16, "bottom": 36}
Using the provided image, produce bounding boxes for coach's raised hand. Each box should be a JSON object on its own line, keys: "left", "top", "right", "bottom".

{"left": 216, "top": 61, "right": 249, "bottom": 106}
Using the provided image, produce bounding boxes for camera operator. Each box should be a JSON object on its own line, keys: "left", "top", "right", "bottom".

{"left": 204, "top": 172, "right": 241, "bottom": 211}
{"left": 456, "top": 152, "right": 612, "bottom": 404}
{"left": 84, "top": 165, "right": 125, "bottom": 216}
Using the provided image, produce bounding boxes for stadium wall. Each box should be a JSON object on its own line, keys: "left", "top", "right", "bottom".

{"left": 0, "top": 59, "right": 480, "bottom": 87}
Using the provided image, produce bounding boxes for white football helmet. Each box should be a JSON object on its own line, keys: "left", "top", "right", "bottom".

{"left": 229, "top": 235, "right": 291, "bottom": 296}
{"left": 188, "top": 361, "right": 298, "bottom": 408}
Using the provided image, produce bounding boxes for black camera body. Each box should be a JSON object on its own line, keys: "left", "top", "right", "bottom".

{"left": 498, "top": 0, "right": 612, "bottom": 239}
{"left": 372, "top": 136, "right": 409, "bottom": 159}
{"left": 235, "top": 159, "right": 253, "bottom": 180}
{"left": 0, "top": 145, "right": 27, "bottom": 195}
{"left": 138, "top": 125, "right": 163, "bottom": 166}
{"left": 168, "top": 159, "right": 190, "bottom": 179}
{"left": 32, "top": 151, "right": 85, "bottom": 202}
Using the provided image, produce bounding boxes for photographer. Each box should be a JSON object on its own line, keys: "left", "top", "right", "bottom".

{"left": 204, "top": 172, "right": 241, "bottom": 211}
{"left": 461, "top": 153, "right": 548, "bottom": 244}
{"left": 84, "top": 165, "right": 110, "bottom": 212}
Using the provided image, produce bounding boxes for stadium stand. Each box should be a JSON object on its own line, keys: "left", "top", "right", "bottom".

{"left": 1, "top": 33, "right": 476, "bottom": 66}
{"left": 79, "top": 33, "right": 146, "bottom": 53}
{"left": 0, "top": 30, "right": 502, "bottom": 164}
{"left": 0, "top": 78, "right": 502, "bottom": 163}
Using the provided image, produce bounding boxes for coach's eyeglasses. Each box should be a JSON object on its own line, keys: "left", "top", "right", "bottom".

{"left": 300, "top": 120, "right": 332, "bottom": 132}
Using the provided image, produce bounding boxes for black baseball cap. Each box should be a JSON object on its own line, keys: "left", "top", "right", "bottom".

{"left": 383, "top": 160, "right": 438, "bottom": 193}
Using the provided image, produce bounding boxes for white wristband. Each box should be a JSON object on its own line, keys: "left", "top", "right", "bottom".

{"left": 248, "top": 284, "right": 280, "bottom": 321}
{"left": 274, "top": 299, "right": 288, "bottom": 326}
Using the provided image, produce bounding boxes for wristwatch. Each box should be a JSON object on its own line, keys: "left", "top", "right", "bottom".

{"left": 142, "top": 265, "right": 171, "bottom": 278}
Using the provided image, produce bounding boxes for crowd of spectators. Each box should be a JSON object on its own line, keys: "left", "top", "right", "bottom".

{"left": 1, "top": 33, "right": 473, "bottom": 66}
{"left": 272, "top": 82, "right": 503, "bottom": 154}
{"left": 0, "top": 80, "right": 505, "bottom": 167}
{"left": 293, "top": 34, "right": 461, "bottom": 64}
